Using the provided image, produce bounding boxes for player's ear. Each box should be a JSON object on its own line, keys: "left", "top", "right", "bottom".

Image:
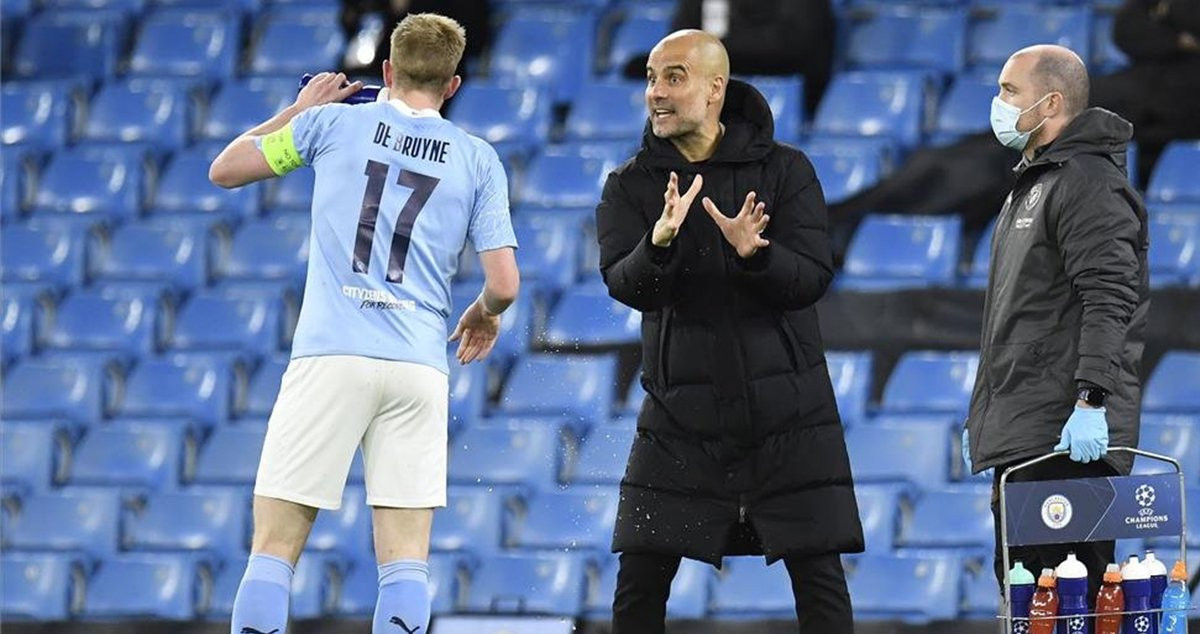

{"left": 443, "top": 75, "right": 462, "bottom": 101}
{"left": 382, "top": 59, "right": 393, "bottom": 91}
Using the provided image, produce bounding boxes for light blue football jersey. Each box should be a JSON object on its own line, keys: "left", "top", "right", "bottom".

{"left": 271, "top": 99, "right": 516, "bottom": 374}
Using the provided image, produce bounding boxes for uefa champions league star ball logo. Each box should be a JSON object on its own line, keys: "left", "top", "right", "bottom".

{"left": 1135, "top": 484, "right": 1156, "bottom": 508}
{"left": 1068, "top": 616, "right": 1086, "bottom": 632}
{"left": 1134, "top": 615, "right": 1151, "bottom": 633}
{"left": 1012, "top": 620, "right": 1030, "bottom": 634}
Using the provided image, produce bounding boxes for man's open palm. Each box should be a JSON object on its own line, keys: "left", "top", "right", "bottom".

{"left": 652, "top": 171, "right": 704, "bottom": 247}
{"left": 702, "top": 191, "right": 770, "bottom": 258}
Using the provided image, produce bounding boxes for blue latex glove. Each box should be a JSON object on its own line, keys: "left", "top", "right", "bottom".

{"left": 961, "top": 427, "right": 972, "bottom": 473}
{"left": 1053, "top": 406, "right": 1109, "bottom": 463}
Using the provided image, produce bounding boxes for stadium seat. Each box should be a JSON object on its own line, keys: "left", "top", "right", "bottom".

{"left": 293, "top": 550, "right": 345, "bottom": 619}
{"left": 848, "top": 553, "right": 963, "bottom": 622}
{"left": 1091, "top": 10, "right": 1128, "bottom": 74}
{"left": 306, "top": 486, "right": 371, "bottom": 561}
{"left": 489, "top": 10, "right": 595, "bottom": 103}
{"left": 90, "top": 223, "right": 209, "bottom": 289}
{"left": 4, "top": 487, "right": 123, "bottom": 556}
{"left": 622, "top": 378, "right": 646, "bottom": 416}
{"left": 33, "top": 148, "right": 148, "bottom": 220}
{"left": 42, "top": 291, "right": 161, "bottom": 355}
{"left": 13, "top": 10, "right": 126, "bottom": 79}
{"left": 1, "top": 552, "right": 86, "bottom": 620}
{"left": 448, "top": 421, "right": 565, "bottom": 490}
{"left": 69, "top": 422, "right": 189, "bottom": 490}
{"left": 1, "top": 223, "right": 86, "bottom": 286}
{"left": 80, "top": 80, "right": 191, "bottom": 152}
{"left": 1, "top": 293, "right": 40, "bottom": 364}
{"left": 337, "top": 551, "right": 463, "bottom": 616}
{"left": 2, "top": 81, "right": 80, "bottom": 149}
{"left": 801, "top": 140, "right": 887, "bottom": 204}
{"left": 431, "top": 486, "right": 505, "bottom": 554}
{"left": 825, "top": 351, "right": 873, "bottom": 426}
{"left": 738, "top": 75, "right": 804, "bottom": 144}
{"left": 1, "top": 357, "right": 115, "bottom": 422}
{"left": 896, "top": 485, "right": 992, "bottom": 549}
{"left": 264, "top": 166, "right": 315, "bottom": 213}
{"left": 248, "top": 9, "right": 346, "bottom": 75}
{"left": 1, "top": 421, "right": 71, "bottom": 492}
{"left": 841, "top": 215, "right": 962, "bottom": 290}
{"left": 242, "top": 356, "right": 287, "bottom": 418}
{"left": 82, "top": 553, "right": 210, "bottom": 619}
{"left": 1148, "top": 142, "right": 1200, "bottom": 203}
{"left": 960, "top": 559, "right": 1000, "bottom": 619}
{"left": 1150, "top": 203, "right": 1200, "bottom": 220}
{"left": 449, "top": 83, "right": 552, "bottom": 148}
{"left": 846, "top": 421, "right": 951, "bottom": 488}
{"left": 122, "top": 487, "right": 250, "bottom": 558}
{"left": 968, "top": 5, "right": 1091, "bottom": 71}
{"left": 855, "top": 483, "right": 906, "bottom": 553}
{"left": 544, "top": 282, "right": 640, "bottom": 347}
{"left": 128, "top": 9, "right": 239, "bottom": 79}
{"left": 506, "top": 487, "right": 618, "bottom": 551}
{"left": 845, "top": 6, "right": 968, "bottom": 74}
{"left": 710, "top": 558, "right": 795, "bottom": 617}
{"left": 170, "top": 291, "right": 283, "bottom": 355}
{"left": 1, "top": 149, "right": 32, "bottom": 219}
{"left": 586, "top": 555, "right": 710, "bottom": 619}
{"left": 813, "top": 71, "right": 929, "bottom": 148}
{"left": 880, "top": 351, "right": 979, "bottom": 414}
{"left": 934, "top": 75, "right": 996, "bottom": 143}
{"left": 1147, "top": 216, "right": 1199, "bottom": 287}
{"left": 1132, "top": 415, "right": 1200, "bottom": 477}
{"left": 606, "top": 13, "right": 668, "bottom": 76}
{"left": 1143, "top": 351, "right": 1200, "bottom": 413}
{"left": 448, "top": 355, "right": 486, "bottom": 430}
{"left": 151, "top": 148, "right": 261, "bottom": 220}
{"left": 965, "top": 219, "right": 996, "bottom": 288}
{"left": 192, "top": 423, "right": 266, "bottom": 485}
{"left": 565, "top": 81, "right": 646, "bottom": 141}
{"left": 508, "top": 211, "right": 585, "bottom": 292}
{"left": 216, "top": 217, "right": 310, "bottom": 285}
{"left": 497, "top": 354, "right": 617, "bottom": 422}
{"left": 518, "top": 150, "right": 617, "bottom": 208}
{"left": 201, "top": 78, "right": 294, "bottom": 142}
{"left": 39, "top": 0, "right": 145, "bottom": 10}
{"left": 119, "top": 355, "right": 236, "bottom": 425}
{"left": 434, "top": 617, "right": 578, "bottom": 634}
{"left": 463, "top": 552, "right": 588, "bottom": 615}
{"left": 569, "top": 419, "right": 635, "bottom": 485}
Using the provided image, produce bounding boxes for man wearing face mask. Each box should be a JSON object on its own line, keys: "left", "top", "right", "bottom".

{"left": 961, "top": 45, "right": 1150, "bottom": 604}
{"left": 596, "top": 30, "right": 863, "bottom": 633}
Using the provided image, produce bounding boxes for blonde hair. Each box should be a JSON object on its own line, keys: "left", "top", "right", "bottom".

{"left": 389, "top": 13, "right": 467, "bottom": 94}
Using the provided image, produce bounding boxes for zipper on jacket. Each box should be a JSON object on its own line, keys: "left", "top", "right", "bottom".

{"left": 738, "top": 494, "right": 747, "bottom": 524}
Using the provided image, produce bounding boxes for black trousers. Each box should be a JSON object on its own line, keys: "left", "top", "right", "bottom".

{"left": 990, "top": 455, "right": 1119, "bottom": 607}
{"left": 612, "top": 551, "right": 854, "bottom": 633}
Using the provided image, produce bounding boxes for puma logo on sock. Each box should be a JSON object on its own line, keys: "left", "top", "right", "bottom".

{"left": 389, "top": 616, "right": 422, "bottom": 633}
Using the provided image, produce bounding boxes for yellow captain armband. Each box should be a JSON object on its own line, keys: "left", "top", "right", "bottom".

{"left": 261, "top": 123, "right": 305, "bottom": 176}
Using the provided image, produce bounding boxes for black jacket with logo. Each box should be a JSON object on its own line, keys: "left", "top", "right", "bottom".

{"left": 595, "top": 80, "right": 864, "bottom": 565}
{"left": 966, "top": 108, "right": 1150, "bottom": 475}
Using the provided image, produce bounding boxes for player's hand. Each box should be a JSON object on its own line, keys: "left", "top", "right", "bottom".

{"left": 294, "top": 72, "right": 363, "bottom": 112}
{"left": 702, "top": 191, "right": 770, "bottom": 259}
{"left": 651, "top": 171, "right": 703, "bottom": 247}
{"left": 448, "top": 298, "right": 501, "bottom": 365}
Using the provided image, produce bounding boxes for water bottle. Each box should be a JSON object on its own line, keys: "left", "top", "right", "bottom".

{"left": 1146, "top": 551, "right": 1169, "bottom": 612}
{"left": 1095, "top": 564, "right": 1124, "bottom": 634}
{"left": 298, "top": 74, "right": 383, "bottom": 105}
{"left": 1031, "top": 568, "right": 1061, "bottom": 634}
{"left": 1055, "top": 553, "right": 1090, "bottom": 634}
{"left": 1123, "top": 555, "right": 1157, "bottom": 634}
{"left": 1010, "top": 560, "right": 1037, "bottom": 632}
{"left": 1160, "top": 560, "right": 1191, "bottom": 634}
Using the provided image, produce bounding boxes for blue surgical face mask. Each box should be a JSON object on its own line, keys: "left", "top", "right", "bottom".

{"left": 990, "top": 93, "right": 1051, "bottom": 151}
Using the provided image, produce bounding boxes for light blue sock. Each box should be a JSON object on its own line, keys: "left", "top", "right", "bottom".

{"left": 230, "top": 554, "right": 293, "bottom": 634}
{"left": 372, "top": 559, "right": 430, "bottom": 634}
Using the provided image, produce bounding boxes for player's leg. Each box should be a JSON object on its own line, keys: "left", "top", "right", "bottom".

{"left": 362, "top": 360, "right": 449, "bottom": 634}
{"left": 784, "top": 553, "right": 854, "bottom": 634}
{"left": 611, "top": 551, "right": 682, "bottom": 634}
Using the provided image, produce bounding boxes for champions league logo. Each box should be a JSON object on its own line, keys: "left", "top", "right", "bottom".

{"left": 1135, "top": 484, "right": 1156, "bottom": 507}
{"left": 1012, "top": 620, "right": 1030, "bottom": 634}
{"left": 1041, "top": 494, "right": 1072, "bottom": 530}
{"left": 1133, "top": 614, "right": 1151, "bottom": 633}
{"left": 1068, "top": 616, "right": 1086, "bottom": 633}
{"left": 1127, "top": 484, "right": 1169, "bottom": 530}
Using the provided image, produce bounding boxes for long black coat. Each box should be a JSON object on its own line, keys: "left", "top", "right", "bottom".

{"left": 595, "top": 80, "right": 864, "bottom": 565}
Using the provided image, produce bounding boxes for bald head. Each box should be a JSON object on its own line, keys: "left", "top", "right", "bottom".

{"left": 653, "top": 29, "right": 730, "bottom": 81}
{"left": 1011, "top": 45, "right": 1090, "bottom": 117}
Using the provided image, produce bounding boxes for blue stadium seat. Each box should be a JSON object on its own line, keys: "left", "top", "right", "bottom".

{"left": 569, "top": 419, "right": 635, "bottom": 484}
{"left": 846, "top": 421, "right": 950, "bottom": 488}
{"left": 1133, "top": 415, "right": 1200, "bottom": 477}
{"left": 306, "top": 486, "right": 371, "bottom": 561}
{"left": 2, "top": 357, "right": 115, "bottom": 422}
{"left": 1, "top": 421, "right": 70, "bottom": 492}
{"left": 961, "top": 559, "right": 999, "bottom": 620}
{"left": 845, "top": 6, "right": 968, "bottom": 74}
{"left": 1, "top": 223, "right": 86, "bottom": 286}
{"left": 509, "top": 211, "right": 585, "bottom": 291}
{"left": 1147, "top": 216, "right": 1199, "bottom": 287}
{"left": 506, "top": 486, "right": 618, "bottom": 551}
{"left": 1091, "top": 10, "right": 1128, "bottom": 73}
{"left": 82, "top": 553, "right": 210, "bottom": 619}
{"left": 1, "top": 148, "right": 32, "bottom": 219}
{"left": 934, "top": 75, "right": 996, "bottom": 143}
{"left": 448, "top": 421, "right": 564, "bottom": 490}
{"left": 42, "top": 291, "right": 161, "bottom": 355}
{"left": 39, "top": 0, "right": 144, "bottom": 10}
{"left": 738, "top": 76, "right": 804, "bottom": 144}
{"left": 622, "top": 378, "right": 645, "bottom": 416}
{"left": 0, "top": 0, "right": 31, "bottom": 18}
{"left": 606, "top": 13, "right": 668, "bottom": 75}
{"left": 432, "top": 485, "right": 505, "bottom": 554}
{"left": 881, "top": 351, "right": 978, "bottom": 414}
{"left": 13, "top": 10, "right": 126, "bottom": 79}
{"left": 293, "top": 550, "right": 344, "bottom": 619}
{"left": 710, "top": 558, "right": 794, "bottom": 617}
{"left": 813, "top": 71, "right": 929, "bottom": 148}
{"left": 855, "top": 483, "right": 906, "bottom": 553}
{"left": 544, "top": 282, "right": 640, "bottom": 347}
{"left": 801, "top": 141, "right": 886, "bottom": 204}
{"left": 841, "top": 215, "right": 962, "bottom": 290}
{"left": 848, "top": 553, "right": 963, "bottom": 622}
{"left": 825, "top": 351, "right": 873, "bottom": 426}
{"left": 489, "top": 10, "right": 595, "bottom": 103}
{"left": 249, "top": 9, "right": 346, "bottom": 75}
{"left": 170, "top": 291, "right": 283, "bottom": 355}
{"left": 497, "top": 354, "right": 617, "bottom": 422}
{"left": 201, "top": 78, "right": 293, "bottom": 142}
{"left": 90, "top": 223, "right": 209, "bottom": 289}
{"left": 242, "top": 356, "right": 287, "bottom": 418}
{"left": 896, "top": 485, "right": 992, "bottom": 549}
{"left": 1148, "top": 142, "right": 1200, "bottom": 203}
{"left": 435, "top": 617, "right": 578, "bottom": 634}
{"left": 80, "top": 80, "right": 191, "bottom": 152}
{"left": 586, "top": 555, "right": 710, "bottom": 619}
{"left": 4, "top": 487, "right": 122, "bottom": 556}
{"left": 965, "top": 219, "right": 996, "bottom": 288}
{"left": 128, "top": 9, "right": 239, "bottom": 79}
{"left": 463, "top": 552, "right": 588, "bottom": 615}
{"left": 119, "top": 355, "right": 235, "bottom": 425}
{"left": 192, "top": 423, "right": 266, "bottom": 485}
{"left": 565, "top": 82, "right": 646, "bottom": 141}
{"left": 1143, "top": 351, "right": 1200, "bottom": 413}
{"left": 968, "top": 5, "right": 1091, "bottom": 71}
{"left": 216, "top": 217, "right": 309, "bottom": 285}
{"left": 448, "top": 356, "right": 486, "bottom": 430}
{"left": 2, "top": 81, "right": 80, "bottom": 149}
{"left": 1150, "top": 203, "right": 1200, "bottom": 220}
{"left": 264, "top": 166, "right": 315, "bottom": 213}
{"left": 518, "top": 150, "right": 616, "bottom": 208}
{"left": 69, "top": 422, "right": 189, "bottom": 490}
{"left": 151, "top": 148, "right": 261, "bottom": 220}
{"left": 122, "top": 487, "right": 249, "bottom": 558}
{"left": 337, "top": 551, "right": 463, "bottom": 616}
{"left": 449, "top": 83, "right": 552, "bottom": 148}
{"left": 1, "top": 293, "right": 40, "bottom": 363}
{"left": 1, "top": 552, "right": 86, "bottom": 620}
{"left": 33, "top": 148, "right": 148, "bottom": 220}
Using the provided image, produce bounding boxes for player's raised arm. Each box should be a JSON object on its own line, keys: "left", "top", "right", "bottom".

{"left": 209, "top": 72, "right": 362, "bottom": 189}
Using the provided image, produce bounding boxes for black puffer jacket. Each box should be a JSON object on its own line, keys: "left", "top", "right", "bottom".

{"left": 595, "top": 80, "right": 864, "bottom": 565}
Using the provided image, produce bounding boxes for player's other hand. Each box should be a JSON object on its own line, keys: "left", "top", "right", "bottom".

{"left": 295, "top": 72, "right": 363, "bottom": 111}
{"left": 449, "top": 298, "right": 501, "bottom": 365}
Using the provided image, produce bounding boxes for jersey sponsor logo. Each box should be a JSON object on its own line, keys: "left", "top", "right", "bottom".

{"left": 341, "top": 285, "right": 415, "bottom": 311}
